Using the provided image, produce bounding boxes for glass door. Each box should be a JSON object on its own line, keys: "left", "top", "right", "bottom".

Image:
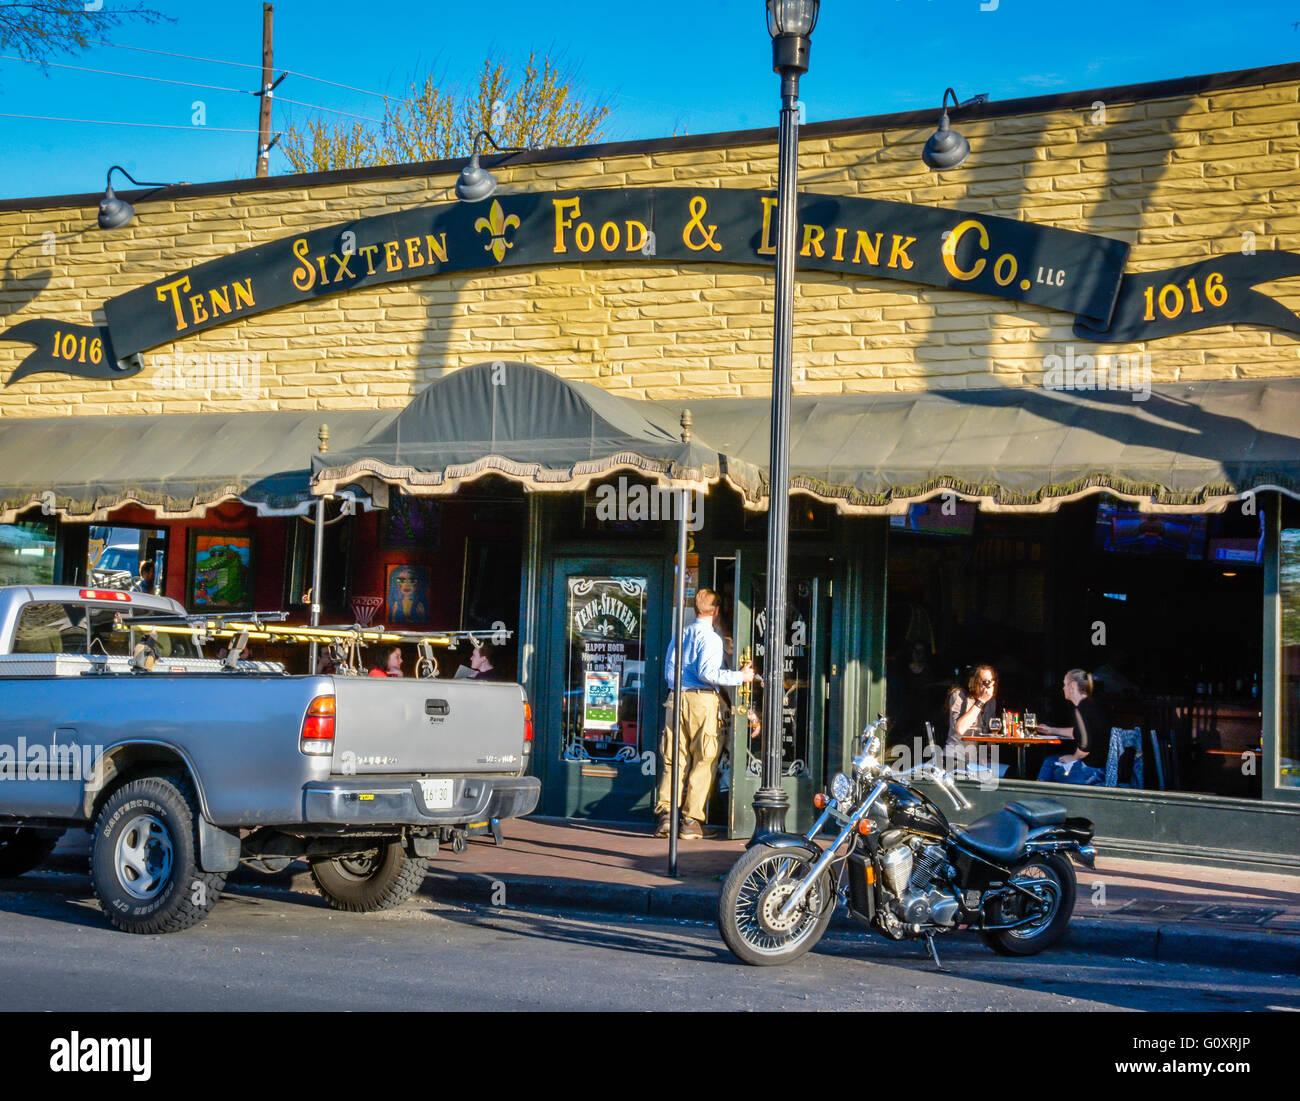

{"left": 727, "top": 556, "right": 834, "bottom": 837}
{"left": 535, "top": 555, "right": 666, "bottom": 820}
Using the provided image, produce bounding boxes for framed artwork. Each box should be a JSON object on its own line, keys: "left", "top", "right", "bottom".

{"left": 187, "top": 531, "right": 254, "bottom": 612}
{"left": 380, "top": 494, "right": 440, "bottom": 551}
{"left": 386, "top": 563, "right": 430, "bottom": 625}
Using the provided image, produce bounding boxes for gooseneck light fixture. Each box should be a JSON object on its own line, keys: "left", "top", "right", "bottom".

{"left": 753, "top": 0, "right": 819, "bottom": 839}
{"left": 97, "top": 165, "right": 173, "bottom": 230}
{"left": 921, "top": 88, "right": 973, "bottom": 171}
{"left": 455, "top": 130, "right": 521, "bottom": 202}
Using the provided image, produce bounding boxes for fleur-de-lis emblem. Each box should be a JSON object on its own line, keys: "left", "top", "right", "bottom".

{"left": 474, "top": 200, "right": 520, "bottom": 263}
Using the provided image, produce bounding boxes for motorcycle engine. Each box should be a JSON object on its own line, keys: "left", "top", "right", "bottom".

{"left": 878, "top": 831, "right": 960, "bottom": 928}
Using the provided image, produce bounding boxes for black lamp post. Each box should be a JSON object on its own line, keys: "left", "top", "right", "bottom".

{"left": 753, "top": 0, "right": 819, "bottom": 839}
{"left": 96, "top": 165, "right": 173, "bottom": 230}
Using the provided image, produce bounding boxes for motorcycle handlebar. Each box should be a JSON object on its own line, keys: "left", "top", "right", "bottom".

{"left": 889, "top": 762, "right": 973, "bottom": 812}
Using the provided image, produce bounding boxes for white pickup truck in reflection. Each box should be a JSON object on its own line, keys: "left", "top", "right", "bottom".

{"left": 0, "top": 585, "right": 538, "bottom": 934}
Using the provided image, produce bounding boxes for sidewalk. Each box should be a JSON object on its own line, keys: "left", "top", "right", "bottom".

{"left": 426, "top": 817, "right": 1300, "bottom": 973}
{"left": 38, "top": 817, "right": 1300, "bottom": 973}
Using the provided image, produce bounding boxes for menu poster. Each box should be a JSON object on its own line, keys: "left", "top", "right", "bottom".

{"left": 583, "top": 671, "right": 621, "bottom": 730}
{"left": 562, "top": 576, "right": 648, "bottom": 763}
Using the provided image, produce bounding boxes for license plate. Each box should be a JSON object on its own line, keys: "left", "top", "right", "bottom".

{"left": 419, "top": 779, "right": 454, "bottom": 809}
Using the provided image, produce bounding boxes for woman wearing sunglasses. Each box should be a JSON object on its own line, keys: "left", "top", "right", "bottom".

{"left": 944, "top": 664, "right": 998, "bottom": 766}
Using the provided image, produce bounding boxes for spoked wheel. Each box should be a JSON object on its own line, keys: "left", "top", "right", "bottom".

{"left": 980, "top": 854, "right": 1076, "bottom": 957}
{"left": 717, "top": 844, "right": 834, "bottom": 967}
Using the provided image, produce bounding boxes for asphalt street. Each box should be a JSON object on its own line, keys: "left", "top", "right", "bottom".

{"left": 0, "top": 873, "right": 1296, "bottom": 1012}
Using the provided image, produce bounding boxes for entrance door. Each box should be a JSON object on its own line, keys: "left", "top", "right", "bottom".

{"left": 535, "top": 555, "right": 667, "bottom": 821}
{"left": 726, "top": 555, "right": 834, "bottom": 838}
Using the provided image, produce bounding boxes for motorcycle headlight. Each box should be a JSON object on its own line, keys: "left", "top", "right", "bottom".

{"left": 830, "top": 772, "right": 853, "bottom": 803}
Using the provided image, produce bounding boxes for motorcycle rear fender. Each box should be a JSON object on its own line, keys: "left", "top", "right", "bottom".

{"left": 1024, "top": 821, "right": 1096, "bottom": 868}
{"left": 749, "top": 831, "right": 822, "bottom": 862}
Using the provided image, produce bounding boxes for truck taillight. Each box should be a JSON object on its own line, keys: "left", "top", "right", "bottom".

{"left": 300, "top": 695, "right": 336, "bottom": 755}
{"left": 523, "top": 701, "right": 533, "bottom": 747}
{"left": 79, "top": 589, "right": 131, "bottom": 602}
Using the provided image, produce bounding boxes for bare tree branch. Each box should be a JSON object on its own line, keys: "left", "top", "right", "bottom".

{"left": 0, "top": 2, "right": 167, "bottom": 68}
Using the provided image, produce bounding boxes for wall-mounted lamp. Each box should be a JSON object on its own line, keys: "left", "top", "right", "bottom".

{"left": 97, "top": 165, "right": 174, "bottom": 230}
{"left": 921, "top": 89, "right": 982, "bottom": 171}
{"left": 455, "top": 130, "right": 522, "bottom": 202}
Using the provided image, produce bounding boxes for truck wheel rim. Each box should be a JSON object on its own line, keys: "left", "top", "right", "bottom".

{"left": 115, "top": 813, "right": 175, "bottom": 900}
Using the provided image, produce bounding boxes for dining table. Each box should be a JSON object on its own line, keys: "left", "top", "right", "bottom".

{"left": 961, "top": 733, "right": 1062, "bottom": 780}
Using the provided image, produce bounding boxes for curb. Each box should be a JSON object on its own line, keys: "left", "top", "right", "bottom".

{"left": 417, "top": 870, "right": 1300, "bottom": 975}
{"left": 25, "top": 856, "right": 1300, "bottom": 975}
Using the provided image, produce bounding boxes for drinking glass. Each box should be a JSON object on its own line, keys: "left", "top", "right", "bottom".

{"left": 1025, "top": 712, "right": 1037, "bottom": 736}
{"left": 989, "top": 716, "right": 1002, "bottom": 735}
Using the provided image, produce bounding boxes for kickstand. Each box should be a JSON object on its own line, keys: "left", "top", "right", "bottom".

{"left": 923, "top": 933, "right": 950, "bottom": 973}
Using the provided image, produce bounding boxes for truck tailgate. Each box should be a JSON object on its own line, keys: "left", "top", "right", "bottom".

{"left": 330, "top": 677, "right": 526, "bottom": 775}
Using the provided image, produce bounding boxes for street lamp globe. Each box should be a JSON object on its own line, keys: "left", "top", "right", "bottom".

{"left": 766, "top": 0, "right": 820, "bottom": 37}
{"left": 767, "top": 0, "right": 820, "bottom": 74}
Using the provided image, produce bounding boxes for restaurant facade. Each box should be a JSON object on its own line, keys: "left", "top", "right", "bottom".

{"left": 2, "top": 61, "right": 1299, "bottom": 870}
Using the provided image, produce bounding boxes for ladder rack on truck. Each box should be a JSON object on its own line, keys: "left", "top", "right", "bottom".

{"left": 118, "top": 612, "right": 512, "bottom": 676}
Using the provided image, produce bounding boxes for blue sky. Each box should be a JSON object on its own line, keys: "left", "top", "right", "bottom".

{"left": 1, "top": 0, "right": 1298, "bottom": 200}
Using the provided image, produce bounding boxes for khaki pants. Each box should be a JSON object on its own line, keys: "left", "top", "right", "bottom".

{"left": 656, "top": 690, "right": 721, "bottom": 823}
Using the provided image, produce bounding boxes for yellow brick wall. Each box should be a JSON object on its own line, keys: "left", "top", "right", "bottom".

{"left": 1, "top": 78, "right": 1298, "bottom": 417}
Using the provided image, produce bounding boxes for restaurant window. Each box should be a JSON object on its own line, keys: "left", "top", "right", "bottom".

{"left": 0, "top": 521, "right": 57, "bottom": 587}
{"left": 561, "top": 576, "right": 648, "bottom": 763}
{"left": 885, "top": 496, "right": 1264, "bottom": 797}
{"left": 1279, "top": 499, "right": 1300, "bottom": 790}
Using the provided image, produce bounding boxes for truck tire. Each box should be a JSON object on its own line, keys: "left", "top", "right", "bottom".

{"left": 308, "top": 841, "right": 427, "bottom": 912}
{"left": 90, "top": 775, "right": 226, "bottom": 934}
{"left": 0, "top": 827, "right": 65, "bottom": 877}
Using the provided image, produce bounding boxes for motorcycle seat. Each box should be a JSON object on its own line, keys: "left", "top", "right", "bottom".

{"left": 1004, "top": 799, "right": 1067, "bottom": 828}
{"left": 952, "top": 810, "right": 1028, "bottom": 864}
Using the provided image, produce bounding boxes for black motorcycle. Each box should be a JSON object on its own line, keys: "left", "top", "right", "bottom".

{"left": 717, "top": 718, "right": 1096, "bottom": 968}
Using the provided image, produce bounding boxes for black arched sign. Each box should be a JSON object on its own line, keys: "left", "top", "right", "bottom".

{"left": 3, "top": 186, "right": 1298, "bottom": 386}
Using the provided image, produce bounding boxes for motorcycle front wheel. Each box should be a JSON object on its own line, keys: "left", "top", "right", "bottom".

{"left": 717, "top": 843, "right": 835, "bottom": 966}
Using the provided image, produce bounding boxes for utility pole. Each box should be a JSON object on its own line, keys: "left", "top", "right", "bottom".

{"left": 256, "top": 4, "right": 275, "bottom": 177}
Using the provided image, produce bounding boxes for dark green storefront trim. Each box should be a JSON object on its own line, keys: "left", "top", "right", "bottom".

{"left": 516, "top": 496, "right": 1299, "bottom": 873}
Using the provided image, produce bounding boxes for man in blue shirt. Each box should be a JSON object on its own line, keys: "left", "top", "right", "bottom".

{"left": 656, "top": 588, "right": 754, "bottom": 839}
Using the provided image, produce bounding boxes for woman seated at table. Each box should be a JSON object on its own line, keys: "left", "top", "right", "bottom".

{"left": 1035, "top": 668, "right": 1106, "bottom": 784}
{"left": 944, "top": 664, "right": 998, "bottom": 766}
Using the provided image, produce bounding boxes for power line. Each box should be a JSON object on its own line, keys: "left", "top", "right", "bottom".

{"left": 0, "top": 111, "right": 260, "bottom": 134}
{"left": 100, "top": 41, "right": 266, "bottom": 73}
{"left": 100, "top": 41, "right": 399, "bottom": 102}
{"left": 0, "top": 54, "right": 248, "bottom": 94}
{"left": 1, "top": 54, "right": 386, "bottom": 124}
{"left": 274, "top": 97, "right": 384, "bottom": 125}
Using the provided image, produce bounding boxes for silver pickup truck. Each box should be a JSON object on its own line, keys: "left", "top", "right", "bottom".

{"left": 0, "top": 585, "right": 539, "bottom": 933}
